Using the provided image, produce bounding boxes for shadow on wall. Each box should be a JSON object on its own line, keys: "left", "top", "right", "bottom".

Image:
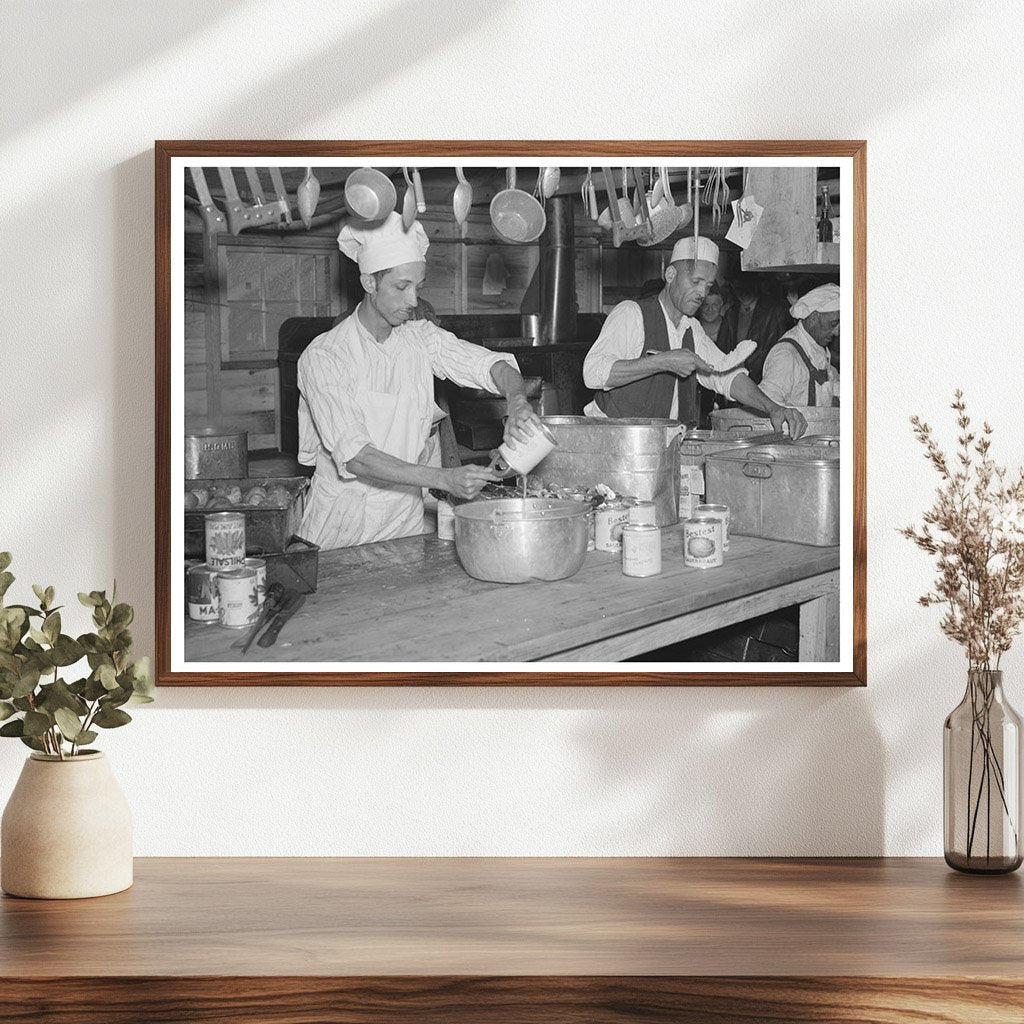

{"left": 567, "top": 686, "right": 885, "bottom": 856}
{"left": 0, "top": 0, "right": 248, "bottom": 138}
{"left": 136, "top": 682, "right": 885, "bottom": 856}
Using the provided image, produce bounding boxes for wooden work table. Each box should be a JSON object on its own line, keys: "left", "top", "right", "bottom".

{"left": 1, "top": 858, "right": 1021, "bottom": 1022}
{"left": 184, "top": 527, "right": 840, "bottom": 666}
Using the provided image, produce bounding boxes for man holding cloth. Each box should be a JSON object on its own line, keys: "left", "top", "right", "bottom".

{"left": 759, "top": 283, "right": 840, "bottom": 408}
{"left": 297, "top": 212, "right": 539, "bottom": 550}
{"left": 582, "top": 236, "right": 807, "bottom": 438}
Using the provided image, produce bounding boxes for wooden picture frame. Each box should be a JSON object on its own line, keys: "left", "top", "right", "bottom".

{"left": 156, "top": 141, "right": 866, "bottom": 686}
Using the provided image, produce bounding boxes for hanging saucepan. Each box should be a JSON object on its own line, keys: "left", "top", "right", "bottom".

{"left": 344, "top": 167, "right": 397, "bottom": 221}
{"left": 490, "top": 167, "right": 546, "bottom": 243}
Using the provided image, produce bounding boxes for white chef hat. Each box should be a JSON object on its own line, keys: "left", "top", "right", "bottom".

{"left": 790, "top": 283, "right": 840, "bottom": 320}
{"left": 337, "top": 211, "right": 430, "bottom": 274}
{"left": 670, "top": 235, "right": 719, "bottom": 266}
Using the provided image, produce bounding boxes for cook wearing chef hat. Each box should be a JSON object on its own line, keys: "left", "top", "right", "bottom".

{"left": 759, "top": 283, "right": 841, "bottom": 409}
{"left": 582, "top": 230, "right": 807, "bottom": 439}
{"left": 295, "top": 209, "right": 539, "bottom": 551}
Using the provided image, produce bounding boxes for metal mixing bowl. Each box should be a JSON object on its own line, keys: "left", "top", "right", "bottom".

{"left": 453, "top": 498, "right": 589, "bottom": 584}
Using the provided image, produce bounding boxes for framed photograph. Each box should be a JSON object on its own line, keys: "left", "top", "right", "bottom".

{"left": 156, "top": 141, "right": 865, "bottom": 686}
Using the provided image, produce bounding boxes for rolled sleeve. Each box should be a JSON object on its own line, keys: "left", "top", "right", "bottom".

{"left": 424, "top": 325, "right": 519, "bottom": 393}
{"left": 583, "top": 301, "right": 644, "bottom": 389}
{"left": 297, "top": 348, "right": 373, "bottom": 479}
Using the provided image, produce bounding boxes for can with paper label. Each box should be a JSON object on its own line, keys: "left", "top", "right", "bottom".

{"left": 595, "top": 503, "right": 630, "bottom": 553}
{"left": 683, "top": 516, "right": 724, "bottom": 569}
{"left": 204, "top": 511, "right": 246, "bottom": 570}
{"left": 621, "top": 524, "right": 661, "bottom": 577}
{"left": 694, "top": 503, "right": 730, "bottom": 551}
{"left": 216, "top": 567, "right": 259, "bottom": 629}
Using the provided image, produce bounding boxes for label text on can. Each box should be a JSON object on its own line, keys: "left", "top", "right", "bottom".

{"left": 244, "top": 557, "right": 267, "bottom": 608}
{"left": 694, "top": 503, "right": 730, "bottom": 551}
{"left": 186, "top": 564, "right": 220, "bottom": 622}
{"left": 205, "top": 512, "right": 246, "bottom": 570}
{"left": 595, "top": 504, "right": 630, "bottom": 552}
{"left": 684, "top": 516, "right": 724, "bottom": 569}
{"left": 622, "top": 524, "right": 662, "bottom": 577}
{"left": 216, "top": 567, "right": 259, "bottom": 628}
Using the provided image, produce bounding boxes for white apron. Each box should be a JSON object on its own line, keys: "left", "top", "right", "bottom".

{"left": 300, "top": 383, "right": 434, "bottom": 550}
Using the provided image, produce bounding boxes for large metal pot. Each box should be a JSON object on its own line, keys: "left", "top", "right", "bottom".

{"left": 454, "top": 498, "right": 589, "bottom": 583}
{"left": 710, "top": 406, "right": 840, "bottom": 437}
{"left": 528, "top": 416, "right": 681, "bottom": 526}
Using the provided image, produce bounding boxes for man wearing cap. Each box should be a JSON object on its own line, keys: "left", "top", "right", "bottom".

{"left": 296, "top": 212, "right": 540, "bottom": 550}
{"left": 582, "top": 236, "right": 807, "bottom": 438}
{"left": 759, "top": 283, "right": 840, "bottom": 408}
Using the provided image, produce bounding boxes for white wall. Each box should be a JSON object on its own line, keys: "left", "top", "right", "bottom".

{"left": 1, "top": 0, "right": 1022, "bottom": 856}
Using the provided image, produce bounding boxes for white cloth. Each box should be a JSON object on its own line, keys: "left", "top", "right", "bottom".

{"left": 670, "top": 235, "right": 719, "bottom": 265}
{"left": 297, "top": 305, "right": 518, "bottom": 549}
{"left": 337, "top": 211, "right": 430, "bottom": 274}
{"left": 759, "top": 322, "right": 840, "bottom": 408}
{"left": 789, "top": 282, "right": 840, "bottom": 320}
{"left": 582, "top": 298, "right": 745, "bottom": 418}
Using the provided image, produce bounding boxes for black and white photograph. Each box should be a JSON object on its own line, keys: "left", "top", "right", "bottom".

{"left": 158, "top": 144, "right": 865, "bottom": 684}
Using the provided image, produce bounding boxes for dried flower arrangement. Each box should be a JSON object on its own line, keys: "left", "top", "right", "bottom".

{"left": 901, "top": 390, "right": 1024, "bottom": 669}
{"left": 902, "top": 390, "right": 1024, "bottom": 870}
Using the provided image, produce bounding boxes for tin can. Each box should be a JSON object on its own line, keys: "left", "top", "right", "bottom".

{"left": 627, "top": 500, "right": 658, "bottom": 526}
{"left": 244, "top": 556, "right": 267, "bottom": 608}
{"left": 694, "top": 503, "right": 730, "bottom": 551}
{"left": 594, "top": 503, "right": 630, "bottom": 553}
{"left": 585, "top": 508, "right": 595, "bottom": 551}
{"left": 684, "top": 516, "right": 724, "bottom": 569}
{"left": 186, "top": 563, "right": 220, "bottom": 622}
{"left": 436, "top": 500, "right": 455, "bottom": 541}
{"left": 216, "top": 567, "right": 259, "bottom": 628}
{"left": 621, "top": 524, "right": 662, "bottom": 577}
{"left": 204, "top": 511, "right": 246, "bottom": 570}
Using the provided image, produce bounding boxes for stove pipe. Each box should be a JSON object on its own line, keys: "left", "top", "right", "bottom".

{"left": 538, "top": 195, "right": 576, "bottom": 344}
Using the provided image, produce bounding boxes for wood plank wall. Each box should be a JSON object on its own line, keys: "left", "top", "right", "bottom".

{"left": 185, "top": 201, "right": 666, "bottom": 453}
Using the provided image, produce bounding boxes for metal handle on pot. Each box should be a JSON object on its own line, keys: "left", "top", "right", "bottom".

{"left": 728, "top": 423, "right": 754, "bottom": 433}
{"left": 743, "top": 452, "right": 775, "bottom": 479}
{"left": 665, "top": 424, "right": 686, "bottom": 450}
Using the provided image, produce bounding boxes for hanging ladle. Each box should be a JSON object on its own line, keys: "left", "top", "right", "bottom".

{"left": 453, "top": 167, "right": 472, "bottom": 226}
{"left": 401, "top": 168, "right": 416, "bottom": 230}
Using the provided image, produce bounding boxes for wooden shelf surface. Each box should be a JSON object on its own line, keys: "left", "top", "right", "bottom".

{"left": 3, "top": 857, "right": 1023, "bottom": 1023}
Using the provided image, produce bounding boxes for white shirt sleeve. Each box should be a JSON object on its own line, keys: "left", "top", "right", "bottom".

{"left": 760, "top": 343, "right": 807, "bottom": 407}
{"left": 420, "top": 323, "right": 519, "bottom": 392}
{"left": 297, "top": 346, "right": 375, "bottom": 479}
{"left": 690, "top": 319, "right": 745, "bottom": 399}
{"left": 583, "top": 302, "right": 645, "bottom": 389}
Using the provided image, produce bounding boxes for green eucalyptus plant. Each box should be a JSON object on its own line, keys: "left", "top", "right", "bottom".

{"left": 0, "top": 552, "right": 154, "bottom": 759}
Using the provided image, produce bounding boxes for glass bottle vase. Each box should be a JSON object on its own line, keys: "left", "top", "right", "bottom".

{"left": 944, "top": 669, "right": 1023, "bottom": 873}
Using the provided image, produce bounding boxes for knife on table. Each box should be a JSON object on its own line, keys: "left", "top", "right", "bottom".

{"left": 234, "top": 582, "right": 285, "bottom": 654}
{"left": 256, "top": 589, "right": 306, "bottom": 649}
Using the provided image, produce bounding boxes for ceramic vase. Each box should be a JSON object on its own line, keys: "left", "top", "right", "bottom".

{"left": 1, "top": 751, "right": 133, "bottom": 899}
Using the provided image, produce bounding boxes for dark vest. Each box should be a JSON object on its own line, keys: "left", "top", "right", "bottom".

{"left": 773, "top": 338, "right": 838, "bottom": 407}
{"left": 594, "top": 297, "right": 699, "bottom": 426}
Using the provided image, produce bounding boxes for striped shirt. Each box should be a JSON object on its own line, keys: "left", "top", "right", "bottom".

{"left": 298, "top": 305, "right": 518, "bottom": 477}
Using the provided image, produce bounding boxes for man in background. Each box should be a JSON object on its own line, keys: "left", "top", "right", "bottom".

{"left": 715, "top": 272, "right": 791, "bottom": 384}
{"left": 582, "top": 237, "right": 806, "bottom": 438}
{"left": 760, "top": 283, "right": 840, "bottom": 408}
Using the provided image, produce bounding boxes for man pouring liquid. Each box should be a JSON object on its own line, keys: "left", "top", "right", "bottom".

{"left": 297, "top": 211, "right": 540, "bottom": 550}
